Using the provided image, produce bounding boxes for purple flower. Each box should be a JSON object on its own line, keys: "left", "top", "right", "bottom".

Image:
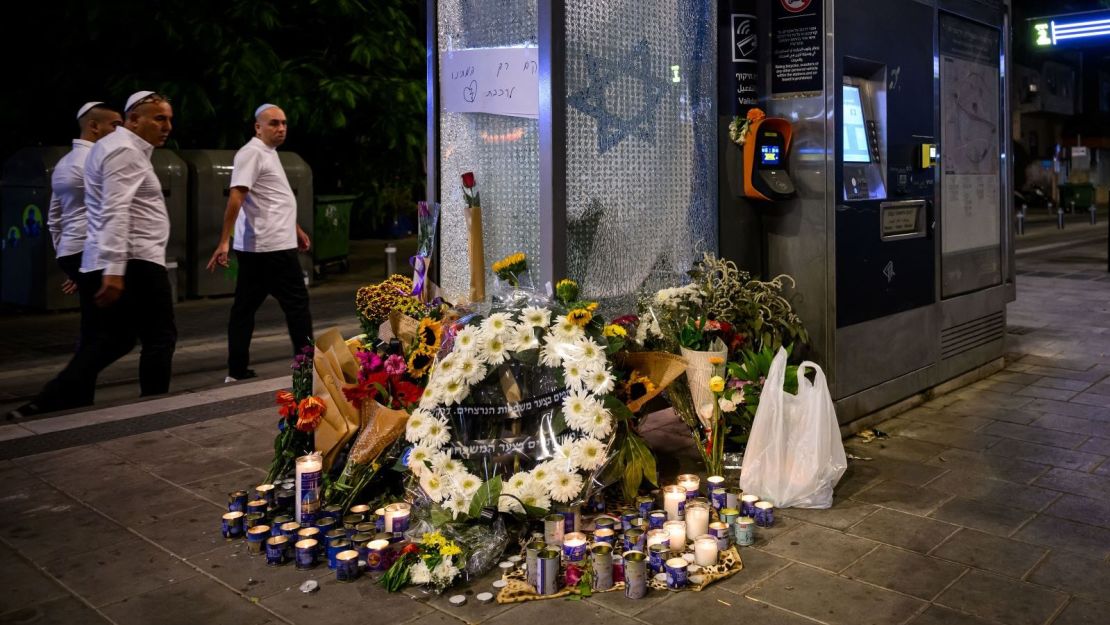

{"left": 384, "top": 354, "right": 407, "bottom": 376}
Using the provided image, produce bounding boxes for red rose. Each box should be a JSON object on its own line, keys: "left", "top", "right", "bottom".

{"left": 461, "top": 172, "right": 476, "bottom": 188}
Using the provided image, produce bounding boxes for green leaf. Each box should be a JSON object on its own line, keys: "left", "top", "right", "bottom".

{"left": 468, "top": 476, "right": 503, "bottom": 518}
{"left": 604, "top": 338, "right": 625, "bottom": 355}
{"left": 514, "top": 348, "right": 540, "bottom": 366}
{"left": 523, "top": 504, "right": 549, "bottom": 518}
{"left": 430, "top": 505, "right": 454, "bottom": 526}
{"left": 551, "top": 409, "right": 568, "bottom": 434}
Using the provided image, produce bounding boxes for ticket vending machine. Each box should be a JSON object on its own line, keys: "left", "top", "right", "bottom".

{"left": 723, "top": 0, "right": 1012, "bottom": 423}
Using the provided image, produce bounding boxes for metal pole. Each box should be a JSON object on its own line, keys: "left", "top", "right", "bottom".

{"left": 1057, "top": 206, "right": 1065, "bottom": 230}
{"left": 1016, "top": 209, "right": 1024, "bottom": 235}
{"left": 1090, "top": 205, "right": 1097, "bottom": 225}
{"left": 538, "top": 0, "right": 567, "bottom": 290}
{"left": 385, "top": 245, "right": 398, "bottom": 278}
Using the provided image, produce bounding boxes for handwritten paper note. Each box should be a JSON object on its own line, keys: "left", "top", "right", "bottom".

{"left": 440, "top": 47, "right": 539, "bottom": 118}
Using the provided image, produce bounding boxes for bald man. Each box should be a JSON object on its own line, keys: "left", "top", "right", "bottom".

{"left": 207, "top": 104, "right": 313, "bottom": 382}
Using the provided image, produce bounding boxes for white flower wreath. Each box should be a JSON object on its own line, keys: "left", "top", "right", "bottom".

{"left": 403, "top": 305, "right": 615, "bottom": 519}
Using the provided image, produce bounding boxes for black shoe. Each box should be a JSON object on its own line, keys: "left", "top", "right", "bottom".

{"left": 224, "top": 369, "right": 258, "bottom": 383}
{"left": 6, "top": 402, "right": 43, "bottom": 420}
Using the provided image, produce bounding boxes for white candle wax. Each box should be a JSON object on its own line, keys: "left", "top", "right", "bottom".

{"left": 677, "top": 474, "right": 700, "bottom": 498}
{"left": 693, "top": 535, "right": 718, "bottom": 566}
{"left": 685, "top": 502, "right": 710, "bottom": 539}
{"left": 384, "top": 502, "right": 411, "bottom": 535}
{"left": 645, "top": 529, "right": 670, "bottom": 548}
{"left": 294, "top": 452, "right": 323, "bottom": 525}
{"left": 663, "top": 485, "right": 686, "bottom": 521}
{"left": 664, "top": 520, "right": 686, "bottom": 552}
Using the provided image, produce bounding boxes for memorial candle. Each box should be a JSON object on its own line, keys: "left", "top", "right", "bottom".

{"left": 645, "top": 528, "right": 670, "bottom": 548}
{"left": 663, "top": 485, "right": 686, "bottom": 521}
{"left": 684, "top": 501, "right": 710, "bottom": 540}
{"left": 693, "top": 535, "right": 718, "bottom": 566}
{"left": 383, "top": 502, "right": 411, "bottom": 537}
{"left": 294, "top": 453, "right": 323, "bottom": 525}
{"left": 663, "top": 520, "right": 686, "bottom": 552}
{"left": 677, "top": 474, "right": 700, "bottom": 499}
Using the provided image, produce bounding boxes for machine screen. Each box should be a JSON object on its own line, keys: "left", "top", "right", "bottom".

{"left": 760, "top": 144, "right": 781, "bottom": 166}
{"left": 843, "top": 85, "right": 871, "bottom": 163}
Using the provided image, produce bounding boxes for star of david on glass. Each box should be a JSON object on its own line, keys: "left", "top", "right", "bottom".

{"left": 568, "top": 39, "right": 665, "bottom": 154}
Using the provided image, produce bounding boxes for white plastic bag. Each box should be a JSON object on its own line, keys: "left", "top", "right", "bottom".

{"left": 739, "top": 348, "right": 847, "bottom": 509}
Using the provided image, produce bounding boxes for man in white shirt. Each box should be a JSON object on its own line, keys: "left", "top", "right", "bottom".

{"left": 207, "top": 104, "right": 313, "bottom": 382}
{"left": 7, "top": 103, "right": 122, "bottom": 420}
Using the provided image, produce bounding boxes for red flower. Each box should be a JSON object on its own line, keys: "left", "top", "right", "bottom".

{"left": 401, "top": 543, "right": 421, "bottom": 555}
{"left": 295, "top": 396, "right": 326, "bottom": 432}
{"left": 461, "top": 172, "right": 476, "bottom": 188}
{"left": 275, "top": 390, "right": 297, "bottom": 418}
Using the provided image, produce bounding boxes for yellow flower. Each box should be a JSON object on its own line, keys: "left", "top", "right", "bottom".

{"left": 441, "top": 543, "right": 462, "bottom": 557}
{"left": 423, "top": 531, "right": 444, "bottom": 548}
{"left": 417, "top": 317, "right": 443, "bottom": 351}
{"left": 603, "top": 324, "right": 627, "bottom": 338}
{"left": 709, "top": 376, "right": 725, "bottom": 393}
{"left": 408, "top": 346, "right": 435, "bottom": 378}
{"left": 568, "top": 308, "right": 592, "bottom": 327}
{"left": 585, "top": 302, "right": 599, "bottom": 312}
{"left": 620, "top": 370, "right": 656, "bottom": 402}
{"left": 555, "top": 278, "right": 579, "bottom": 303}
{"left": 492, "top": 252, "right": 526, "bottom": 274}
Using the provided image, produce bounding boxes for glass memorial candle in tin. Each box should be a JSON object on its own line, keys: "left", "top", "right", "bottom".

{"left": 677, "top": 474, "right": 700, "bottom": 499}
{"left": 335, "top": 549, "right": 360, "bottom": 581}
{"left": 754, "top": 501, "right": 774, "bottom": 527}
{"left": 294, "top": 538, "right": 319, "bottom": 570}
{"left": 221, "top": 511, "right": 245, "bottom": 538}
{"left": 706, "top": 476, "right": 726, "bottom": 510}
{"left": 265, "top": 535, "right": 290, "bottom": 566}
{"left": 740, "top": 494, "right": 760, "bottom": 517}
{"left": 663, "top": 485, "right": 686, "bottom": 521}
{"left": 562, "top": 532, "right": 588, "bottom": 562}
{"left": 665, "top": 557, "right": 689, "bottom": 589}
{"left": 246, "top": 524, "right": 270, "bottom": 554}
{"left": 709, "top": 521, "right": 730, "bottom": 551}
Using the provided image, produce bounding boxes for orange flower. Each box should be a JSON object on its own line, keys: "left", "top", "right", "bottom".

{"left": 295, "top": 396, "right": 326, "bottom": 432}
{"left": 746, "top": 107, "right": 765, "bottom": 122}
{"left": 276, "top": 390, "right": 297, "bottom": 418}
{"left": 708, "top": 356, "right": 725, "bottom": 366}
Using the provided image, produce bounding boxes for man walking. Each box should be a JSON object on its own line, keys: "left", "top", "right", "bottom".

{"left": 7, "top": 102, "right": 122, "bottom": 419}
{"left": 207, "top": 104, "right": 313, "bottom": 382}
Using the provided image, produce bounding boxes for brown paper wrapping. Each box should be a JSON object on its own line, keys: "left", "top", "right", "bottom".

{"left": 616, "top": 351, "right": 689, "bottom": 414}
{"left": 466, "top": 205, "right": 485, "bottom": 303}
{"left": 348, "top": 400, "right": 410, "bottom": 465}
{"left": 312, "top": 328, "right": 362, "bottom": 470}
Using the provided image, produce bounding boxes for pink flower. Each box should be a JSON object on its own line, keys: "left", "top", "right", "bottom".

{"left": 384, "top": 354, "right": 407, "bottom": 376}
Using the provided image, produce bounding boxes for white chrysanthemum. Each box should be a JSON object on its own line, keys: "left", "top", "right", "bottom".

{"left": 422, "top": 417, "right": 452, "bottom": 447}
{"left": 576, "top": 337, "right": 604, "bottom": 364}
{"left": 549, "top": 470, "right": 584, "bottom": 503}
{"left": 482, "top": 334, "right": 509, "bottom": 366}
{"left": 420, "top": 471, "right": 446, "bottom": 502}
{"left": 530, "top": 460, "right": 559, "bottom": 485}
{"left": 418, "top": 384, "right": 439, "bottom": 410}
{"left": 481, "top": 313, "right": 513, "bottom": 337}
{"left": 562, "top": 390, "right": 592, "bottom": 424}
{"left": 435, "top": 353, "right": 459, "bottom": 378}
{"left": 508, "top": 323, "right": 540, "bottom": 352}
{"left": 553, "top": 440, "right": 578, "bottom": 470}
{"left": 439, "top": 377, "right": 469, "bottom": 406}
{"left": 522, "top": 306, "right": 551, "bottom": 327}
{"left": 407, "top": 444, "right": 436, "bottom": 475}
{"left": 410, "top": 560, "right": 432, "bottom": 585}
{"left": 587, "top": 368, "right": 615, "bottom": 395}
{"left": 506, "top": 472, "right": 531, "bottom": 493}
{"left": 405, "top": 409, "right": 432, "bottom": 443}
{"left": 551, "top": 338, "right": 585, "bottom": 364}
{"left": 443, "top": 496, "right": 471, "bottom": 519}
{"left": 539, "top": 341, "right": 563, "bottom": 368}
{"left": 438, "top": 456, "right": 465, "bottom": 476}
{"left": 453, "top": 326, "right": 480, "bottom": 352}
{"left": 575, "top": 438, "right": 606, "bottom": 470}
{"left": 517, "top": 488, "right": 551, "bottom": 512}
{"left": 457, "top": 357, "right": 487, "bottom": 386}
{"left": 551, "top": 315, "right": 585, "bottom": 341}
{"left": 563, "top": 361, "right": 586, "bottom": 390}
{"left": 453, "top": 472, "right": 483, "bottom": 497}
{"left": 584, "top": 408, "right": 614, "bottom": 439}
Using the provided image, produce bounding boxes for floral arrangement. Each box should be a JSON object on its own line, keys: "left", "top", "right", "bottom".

{"left": 380, "top": 531, "right": 463, "bottom": 593}
{"left": 492, "top": 252, "right": 528, "bottom": 287}
{"left": 403, "top": 279, "right": 619, "bottom": 521}
{"left": 728, "top": 107, "right": 765, "bottom": 147}
{"left": 266, "top": 345, "right": 324, "bottom": 482}
{"left": 355, "top": 274, "right": 421, "bottom": 338}
{"left": 343, "top": 318, "right": 442, "bottom": 411}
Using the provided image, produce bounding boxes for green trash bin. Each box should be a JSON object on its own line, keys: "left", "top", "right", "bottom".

{"left": 1058, "top": 183, "right": 1095, "bottom": 211}
{"left": 313, "top": 194, "right": 356, "bottom": 274}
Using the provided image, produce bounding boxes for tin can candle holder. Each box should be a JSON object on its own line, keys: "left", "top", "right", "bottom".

{"left": 732, "top": 516, "right": 754, "bottom": 546}
{"left": 663, "top": 485, "right": 686, "bottom": 521}
{"left": 623, "top": 551, "right": 647, "bottom": 599}
{"left": 351, "top": 532, "right": 373, "bottom": 562}
{"left": 246, "top": 499, "right": 268, "bottom": 519}
{"left": 342, "top": 514, "right": 364, "bottom": 538}
{"left": 246, "top": 525, "right": 270, "bottom": 554}
{"left": 612, "top": 554, "right": 625, "bottom": 584}
{"left": 244, "top": 512, "right": 266, "bottom": 529}
{"left": 594, "top": 516, "right": 616, "bottom": 532}
{"left": 629, "top": 518, "right": 647, "bottom": 533}
{"left": 315, "top": 516, "right": 337, "bottom": 536}
{"left": 645, "top": 528, "right": 669, "bottom": 549}
{"left": 228, "top": 490, "right": 249, "bottom": 513}
{"left": 536, "top": 549, "right": 561, "bottom": 595}
{"left": 297, "top": 526, "right": 321, "bottom": 544}
{"left": 327, "top": 538, "right": 351, "bottom": 568}
{"left": 355, "top": 522, "right": 376, "bottom": 536}
{"left": 648, "top": 543, "right": 669, "bottom": 574}
{"left": 374, "top": 507, "right": 386, "bottom": 532}
{"left": 591, "top": 544, "right": 614, "bottom": 591}
{"left": 624, "top": 528, "right": 645, "bottom": 552}
{"left": 620, "top": 508, "right": 638, "bottom": 531}
{"left": 526, "top": 540, "right": 546, "bottom": 589}
{"left": 364, "top": 538, "right": 390, "bottom": 571}
{"left": 544, "top": 513, "right": 565, "bottom": 547}
{"left": 593, "top": 527, "right": 616, "bottom": 545}
{"left": 665, "top": 557, "right": 689, "bottom": 589}
{"left": 275, "top": 488, "right": 294, "bottom": 512}
{"left": 554, "top": 504, "right": 580, "bottom": 533}
{"left": 321, "top": 504, "right": 343, "bottom": 520}
{"left": 270, "top": 515, "right": 293, "bottom": 536}
{"left": 562, "top": 532, "right": 587, "bottom": 562}
{"left": 265, "top": 535, "right": 290, "bottom": 566}
{"left": 754, "top": 501, "right": 774, "bottom": 528}
{"left": 221, "top": 511, "right": 245, "bottom": 538}
{"left": 693, "top": 534, "right": 718, "bottom": 566}
{"left": 335, "top": 549, "right": 360, "bottom": 582}
{"left": 349, "top": 504, "right": 371, "bottom": 517}
{"left": 255, "top": 483, "right": 275, "bottom": 509}
{"left": 278, "top": 521, "right": 301, "bottom": 538}
{"left": 648, "top": 510, "right": 667, "bottom": 529}
{"left": 294, "top": 453, "right": 322, "bottom": 525}
{"left": 740, "top": 494, "right": 760, "bottom": 517}
{"left": 663, "top": 520, "right": 686, "bottom": 552}
{"left": 636, "top": 496, "right": 654, "bottom": 519}
{"left": 720, "top": 507, "right": 739, "bottom": 526}
{"left": 323, "top": 528, "right": 345, "bottom": 550}
{"left": 706, "top": 476, "right": 726, "bottom": 510}
{"left": 726, "top": 488, "right": 743, "bottom": 512}
{"left": 709, "top": 521, "right": 730, "bottom": 551}
{"left": 295, "top": 538, "right": 319, "bottom": 570}
{"left": 684, "top": 501, "right": 710, "bottom": 540}
{"left": 384, "top": 502, "right": 411, "bottom": 537}
{"left": 677, "top": 474, "right": 700, "bottom": 499}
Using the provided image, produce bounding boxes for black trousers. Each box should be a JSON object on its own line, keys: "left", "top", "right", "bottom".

{"left": 37, "top": 260, "right": 177, "bottom": 410}
{"left": 56, "top": 253, "right": 97, "bottom": 351}
{"left": 228, "top": 249, "right": 313, "bottom": 377}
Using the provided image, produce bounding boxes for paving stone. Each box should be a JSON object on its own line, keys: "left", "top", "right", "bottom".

{"left": 1078, "top": 437, "right": 1110, "bottom": 456}
{"left": 935, "top": 570, "right": 1067, "bottom": 625}
{"left": 1023, "top": 366, "right": 1108, "bottom": 385}
{"left": 0, "top": 595, "right": 113, "bottom": 625}
{"left": 1032, "top": 377, "right": 1093, "bottom": 392}
{"left": 1018, "top": 356, "right": 1094, "bottom": 372}
{"left": 982, "top": 421, "right": 1090, "bottom": 450}
{"left": 1044, "top": 493, "right": 1110, "bottom": 529}
{"left": 746, "top": 563, "right": 925, "bottom": 625}
{"left": 640, "top": 586, "right": 815, "bottom": 625}
{"left": 991, "top": 372, "right": 1042, "bottom": 385}
{"left": 132, "top": 502, "right": 228, "bottom": 558}
{"left": 191, "top": 431, "right": 273, "bottom": 465}
{"left": 44, "top": 536, "right": 200, "bottom": 607}
{"left": 1027, "top": 551, "right": 1110, "bottom": 602}
{"left": 261, "top": 572, "right": 435, "bottom": 625}
{"left": 1013, "top": 514, "right": 1110, "bottom": 559}
{"left": 927, "top": 448, "right": 1049, "bottom": 483}
{"left": 946, "top": 402, "right": 1041, "bottom": 425}
{"left": 0, "top": 546, "right": 68, "bottom": 614}
{"left": 3, "top": 500, "right": 132, "bottom": 560}
{"left": 931, "top": 528, "right": 1047, "bottom": 578}
{"left": 1034, "top": 467, "right": 1110, "bottom": 500}
{"left": 924, "top": 470, "right": 1058, "bottom": 512}
{"left": 953, "top": 389, "right": 1034, "bottom": 409}
{"left": 985, "top": 439, "right": 1105, "bottom": 472}
{"left": 841, "top": 545, "right": 966, "bottom": 600}
{"left": 715, "top": 547, "right": 791, "bottom": 597}
{"left": 847, "top": 508, "right": 959, "bottom": 554}
{"left": 1051, "top": 598, "right": 1107, "bottom": 625}
{"left": 883, "top": 420, "right": 1001, "bottom": 452}
{"left": 97, "top": 431, "right": 203, "bottom": 464}
{"left": 138, "top": 448, "right": 253, "bottom": 483}
{"left": 906, "top": 605, "right": 998, "bottom": 625}
{"left": 929, "top": 497, "right": 1035, "bottom": 536}
{"left": 1016, "top": 386, "right": 1080, "bottom": 401}
{"left": 1029, "top": 413, "right": 1107, "bottom": 437}
{"left": 761, "top": 522, "right": 878, "bottom": 572}
{"left": 971, "top": 379, "right": 1026, "bottom": 395}
{"left": 1025, "top": 399, "right": 1110, "bottom": 421}
{"left": 13, "top": 444, "right": 123, "bottom": 476}
{"left": 844, "top": 435, "right": 949, "bottom": 464}
{"left": 180, "top": 466, "right": 268, "bottom": 507}
{"left": 100, "top": 574, "right": 277, "bottom": 625}
{"left": 586, "top": 578, "right": 672, "bottom": 616}
{"left": 187, "top": 540, "right": 331, "bottom": 600}
{"left": 228, "top": 408, "right": 282, "bottom": 432}
{"left": 409, "top": 565, "right": 515, "bottom": 624}
{"left": 748, "top": 512, "right": 803, "bottom": 547}
{"left": 403, "top": 612, "right": 467, "bottom": 625}
{"left": 779, "top": 498, "right": 878, "bottom": 530}
{"left": 898, "top": 407, "right": 993, "bottom": 432}
{"left": 81, "top": 475, "right": 209, "bottom": 526}
{"left": 483, "top": 590, "right": 638, "bottom": 625}
{"left": 851, "top": 480, "right": 952, "bottom": 515}
{"left": 166, "top": 417, "right": 253, "bottom": 443}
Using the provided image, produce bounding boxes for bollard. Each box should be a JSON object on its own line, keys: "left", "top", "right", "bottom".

{"left": 1047, "top": 201, "right": 1054, "bottom": 215}
{"left": 1090, "top": 205, "right": 1097, "bottom": 225}
{"left": 1016, "top": 211, "right": 1025, "bottom": 235}
{"left": 384, "top": 245, "right": 398, "bottom": 278}
{"left": 1057, "top": 207, "right": 1065, "bottom": 230}
{"left": 1070, "top": 200, "right": 1076, "bottom": 214}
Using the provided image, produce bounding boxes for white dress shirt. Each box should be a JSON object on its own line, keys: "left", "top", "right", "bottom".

{"left": 81, "top": 127, "right": 169, "bottom": 276}
{"left": 47, "top": 139, "right": 94, "bottom": 258}
{"left": 230, "top": 137, "right": 298, "bottom": 253}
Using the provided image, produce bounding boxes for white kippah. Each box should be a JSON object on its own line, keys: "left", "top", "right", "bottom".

{"left": 254, "top": 103, "right": 278, "bottom": 118}
{"left": 125, "top": 90, "right": 155, "bottom": 112}
{"left": 77, "top": 102, "right": 105, "bottom": 120}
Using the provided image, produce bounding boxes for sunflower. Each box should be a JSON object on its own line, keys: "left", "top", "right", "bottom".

{"left": 621, "top": 370, "right": 657, "bottom": 402}
{"left": 416, "top": 317, "right": 443, "bottom": 352}
{"left": 407, "top": 346, "right": 436, "bottom": 378}
{"left": 603, "top": 324, "right": 627, "bottom": 338}
{"left": 567, "top": 308, "right": 592, "bottom": 327}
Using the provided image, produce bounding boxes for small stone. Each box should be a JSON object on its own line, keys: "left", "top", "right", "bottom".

{"left": 299, "top": 580, "right": 319, "bottom": 593}
{"left": 449, "top": 594, "right": 467, "bottom": 606}
{"left": 498, "top": 561, "right": 514, "bottom": 570}
{"left": 476, "top": 592, "right": 494, "bottom": 604}
{"left": 507, "top": 555, "right": 522, "bottom": 563}
{"left": 682, "top": 553, "right": 695, "bottom": 564}
{"left": 492, "top": 579, "right": 507, "bottom": 589}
